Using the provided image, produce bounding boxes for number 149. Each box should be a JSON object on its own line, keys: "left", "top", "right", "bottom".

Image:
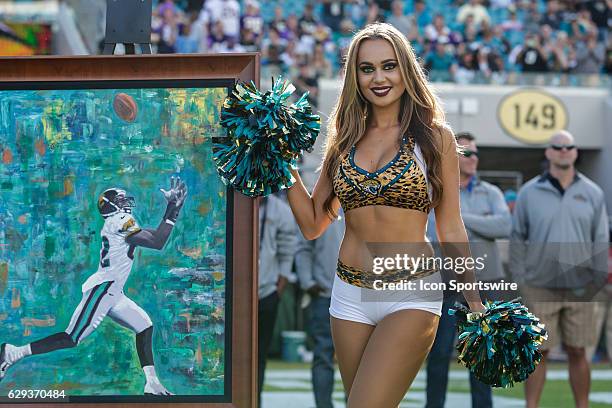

{"left": 514, "top": 103, "right": 556, "bottom": 129}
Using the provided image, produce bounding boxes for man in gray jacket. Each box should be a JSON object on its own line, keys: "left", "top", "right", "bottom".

{"left": 426, "top": 132, "right": 512, "bottom": 408}
{"left": 510, "top": 130, "right": 609, "bottom": 408}
{"left": 295, "top": 215, "right": 344, "bottom": 408}
{"left": 258, "top": 193, "right": 297, "bottom": 408}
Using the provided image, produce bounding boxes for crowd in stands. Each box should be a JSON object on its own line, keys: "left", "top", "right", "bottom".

{"left": 150, "top": 0, "right": 611, "bottom": 97}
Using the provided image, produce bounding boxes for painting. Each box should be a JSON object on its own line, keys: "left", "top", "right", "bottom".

{"left": 0, "top": 80, "right": 235, "bottom": 403}
{"left": 0, "top": 22, "right": 52, "bottom": 56}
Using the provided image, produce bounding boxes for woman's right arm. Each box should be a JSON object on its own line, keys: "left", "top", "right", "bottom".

{"left": 286, "top": 167, "right": 340, "bottom": 240}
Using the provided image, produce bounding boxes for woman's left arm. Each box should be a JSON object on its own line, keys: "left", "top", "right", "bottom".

{"left": 433, "top": 125, "right": 485, "bottom": 312}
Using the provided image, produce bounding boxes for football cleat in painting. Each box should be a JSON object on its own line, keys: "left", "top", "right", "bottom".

{"left": 0, "top": 343, "right": 27, "bottom": 381}
{"left": 144, "top": 378, "right": 174, "bottom": 396}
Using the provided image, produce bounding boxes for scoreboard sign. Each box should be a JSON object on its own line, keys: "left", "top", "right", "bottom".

{"left": 497, "top": 88, "right": 568, "bottom": 145}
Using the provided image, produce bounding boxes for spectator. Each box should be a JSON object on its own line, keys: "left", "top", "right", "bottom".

{"left": 425, "top": 40, "right": 456, "bottom": 81}
{"left": 513, "top": 34, "right": 550, "bottom": 72}
{"left": 192, "top": 7, "right": 211, "bottom": 52}
{"left": 295, "top": 26, "right": 317, "bottom": 60}
{"left": 522, "top": 1, "right": 542, "bottom": 34}
{"left": 557, "top": 0, "right": 575, "bottom": 30}
{"left": 573, "top": 32, "right": 605, "bottom": 74}
{"left": 280, "top": 40, "right": 298, "bottom": 72}
{"left": 220, "top": 0, "right": 241, "bottom": 39}
{"left": 334, "top": 19, "right": 355, "bottom": 67}
{"left": 489, "top": 53, "right": 507, "bottom": 82}
{"left": 175, "top": 17, "right": 199, "bottom": 53}
{"left": 241, "top": 0, "right": 264, "bottom": 43}
{"left": 208, "top": 20, "right": 229, "bottom": 51}
{"left": 261, "top": 27, "right": 287, "bottom": 74}
{"left": 548, "top": 31, "right": 574, "bottom": 72}
{"left": 295, "top": 217, "right": 345, "bottom": 408}
{"left": 576, "top": 9, "right": 598, "bottom": 39}
{"left": 156, "top": 0, "right": 180, "bottom": 17}
{"left": 582, "top": 0, "right": 609, "bottom": 42}
{"left": 412, "top": 0, "right": 432, "bottom": 27}
{"left": 365, "top": 1, "right": 385, "bottom": 25}
{"left": 462, "top": 20, "right": 479, "bottom": 50}
{"left": 257, "top": 194, "right": 297, "bottom": 408}
{"left": 312, "top": 21, "right": 334, "bottom": 53}
{"left": 475, "top": 47, "right": 495, "bottom": 78}
{"left": 567, "top": 46, "right": 579, "bottom": 73}
{"left": 321, "top": 0, "right": 345, "bottom": 32}
{"left": 299, "top": 3, "right": 318, "bottom": 37}
{"left": 386, "top": 0, "right": 414, "bottom": 38}
{"left": 346, "top": 0, "right": 368, "bottom": 29}
{"left": 203, "top": 0, "right": 224, "bottom": 25}
{"left": 539, "top": 24, "right": 555, "bottom": 52}
{"left": 157, "top": 7, "right": 179, "bottom": 53}
{"left": 457, "top": 0, "right": 491, "bottom": 28}
{"left": 540, "top": 0, "right": 564, "bottom": 30}
{"left": 313, "top": 43, "right": 333, "bottom": 78}
{"left": 501, "top": 9, "right": 523, "bottom": 35}
{"left": 294, "top": 62, "right": 320, "bottom": 108}
{"left": 484, "top": 26, "right": 511, "bottom": 57}
{"left": 453, "top": 50, "right": 477, "bottom": 83}
{"left": 270, "top": 6, "right": 291, "bottom": 40}
{"left": 240, "top": 27, "right": 260, "bottom": 52}
{"left": 285, "top": 14, "right": 301, "bottom": 41}
{"left": 568, "top": 10, "right": 597, "bottom": 43}
{"left": 426, "top": 131, "right": 511, "bottom": 408}
{"left": 538, "top": 24, "right": 557, "bottom": 66}
{"left": 510, "top": 130, "right": 609, "bottom": 408}
{"left": 424, "top": 14, "right": 461, "bottom": 46}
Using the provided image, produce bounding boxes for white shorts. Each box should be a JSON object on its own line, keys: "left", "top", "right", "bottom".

{"left": 329, "top": 273, "right": 443, "bottom": 326}
{"left": 65, "top": 281, "right": 152, "bottom": 344}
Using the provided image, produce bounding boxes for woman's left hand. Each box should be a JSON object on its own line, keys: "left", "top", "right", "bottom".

{"left": 468, "top": 301, "right": 486, "bottom": 313}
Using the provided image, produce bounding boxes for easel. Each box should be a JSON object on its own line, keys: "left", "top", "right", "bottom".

{"left": 102, "top": 0, "right": 153, "bottom": 55}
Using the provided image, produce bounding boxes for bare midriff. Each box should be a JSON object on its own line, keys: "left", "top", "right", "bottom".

{"left": 338, "top": 205, "right": 435, "bottom": 272}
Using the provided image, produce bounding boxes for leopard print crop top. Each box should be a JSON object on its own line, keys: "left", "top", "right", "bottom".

{"left": 332, "top": 135, "right": 431, "bottom": 213}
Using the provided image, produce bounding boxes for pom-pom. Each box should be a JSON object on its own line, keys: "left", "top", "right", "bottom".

{"left": 214, "top": 78, "right": 320, "bottom": 197}
{"left": 449, "top": 298, "right": 548, "bottom": 388}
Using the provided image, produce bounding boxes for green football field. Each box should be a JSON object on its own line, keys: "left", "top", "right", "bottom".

{"left": 263, "top": 360, "right": 612, "bottom": 407}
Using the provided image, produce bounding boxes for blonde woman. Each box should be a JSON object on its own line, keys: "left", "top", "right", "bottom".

{"left": 287, "top": 23, "right": 484, "bottom": 407}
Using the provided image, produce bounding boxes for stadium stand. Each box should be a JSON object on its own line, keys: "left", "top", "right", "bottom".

{"left": 140, "top": 0, "right": 610, "bottom": 86}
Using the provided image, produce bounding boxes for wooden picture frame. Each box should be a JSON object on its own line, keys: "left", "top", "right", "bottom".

{"left": 0, "top": 54, "right": 259, "bottom": 408}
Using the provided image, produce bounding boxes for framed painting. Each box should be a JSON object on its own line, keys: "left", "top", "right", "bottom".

{"left": 0, "top": 54, "right": 258, "bottom": 407}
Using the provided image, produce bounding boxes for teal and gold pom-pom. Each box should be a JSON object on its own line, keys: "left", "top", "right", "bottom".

{"left": 214, "top": 77, "right": 320, "bottom": 197}
{"left": 449, "top": 298, "right": 548, "bottom": 388}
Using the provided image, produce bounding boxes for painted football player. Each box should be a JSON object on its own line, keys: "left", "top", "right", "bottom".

{"left": 0, "top": 177, "right": 188, "bottom": 396}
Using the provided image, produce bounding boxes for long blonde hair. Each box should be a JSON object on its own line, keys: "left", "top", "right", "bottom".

{"left": 322, "top": 22, "right": 448, "bottom": 217}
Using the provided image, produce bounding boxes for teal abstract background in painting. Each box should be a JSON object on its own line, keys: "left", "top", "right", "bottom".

{"left": 0, "top": 86, "right": 227, "bottom": 396}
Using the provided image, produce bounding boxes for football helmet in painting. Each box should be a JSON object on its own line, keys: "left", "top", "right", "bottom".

{"left": 98, "top": 188, "right": 135, "bottom": 217}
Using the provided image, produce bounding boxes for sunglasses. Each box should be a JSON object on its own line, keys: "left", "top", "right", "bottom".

{"left": 550, "top": 144, "right": 576, "bottom": 151}
{"left": 461, "top": 150, "right": 478, "bottom": 158}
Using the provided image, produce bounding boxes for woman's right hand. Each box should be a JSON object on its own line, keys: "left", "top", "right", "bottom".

{"left": 285, "top": 162, "right": 339, "bottom": 240}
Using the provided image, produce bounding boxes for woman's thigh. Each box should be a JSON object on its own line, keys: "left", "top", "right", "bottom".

{"left": 330, "top": 316, "right": 375, "bottom": 396}
{"left": 347, "top": 309, "right": 439, "bottom": 408}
